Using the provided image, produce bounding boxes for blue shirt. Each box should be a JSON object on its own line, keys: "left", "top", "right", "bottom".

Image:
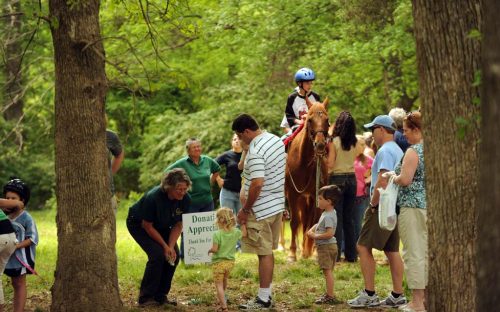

{"left": 6, "top": 211, "right": 38, "bottom": 272}
{"left": 370, "top": 141, "right": 403, "bottom": 196}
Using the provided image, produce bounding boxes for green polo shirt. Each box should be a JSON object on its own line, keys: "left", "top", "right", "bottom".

{"left": 166, "top": 155, "right": 220, "bottom": 205}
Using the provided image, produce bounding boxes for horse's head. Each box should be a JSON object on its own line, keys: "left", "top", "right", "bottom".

{"left": 305, "top": 97, "right": 330, "bottom": 157}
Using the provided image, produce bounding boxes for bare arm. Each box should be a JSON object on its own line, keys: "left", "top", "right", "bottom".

{"left": 210, "top": 172, "right": 220, "bottom": 185}
{"left": 241, "top": 224, "right": 247, "bottom": 238}
{"left": 237, "top": 177, "right": 264, "bottom": 224}
{"left": 216, "top": 175, "right": 224, "bottom": 188}
{"left": 16, "top": 238, "right": 33, "bottom": 249}
{"left": 238, "top": 150, "right": 247, "bottom": 171}
{"left": 310, "top": 227, "right": 335, "bottom": 240}
{"left": 208, "top": 243, "right": 219, "bottom": 254}
{"left": 370, "top": 169, "right": 389, "bottom": 207}
{"left": 0, "top": 198, "right": 24, "bottom": 211}
{"left": 394, "top": 149, "right": 419, "bottom": 186}
{"left": 142, "top": 220, "right": 175, "bottom": 260}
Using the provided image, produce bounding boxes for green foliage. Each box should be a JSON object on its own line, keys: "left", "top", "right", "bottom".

{"left": 1, "top": 0, "right": 419, "bottom": 202}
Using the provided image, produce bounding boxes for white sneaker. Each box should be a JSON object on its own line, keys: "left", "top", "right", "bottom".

{"left": 347, "top": 290, "right": 380, "bottom": 308}
{"left": 380, "top": 293, "right": 407, "bottom": 308}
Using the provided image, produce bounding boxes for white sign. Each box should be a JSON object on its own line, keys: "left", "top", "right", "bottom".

{"left": 182, "top": 211, "right": 218, "bottom": 264}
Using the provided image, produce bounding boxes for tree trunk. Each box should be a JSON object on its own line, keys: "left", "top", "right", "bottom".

{"left": 477, "top": 0, "right": 500, "bottom": 309}
{"left": 412, "top": 1, "right": 481, "bottom": 311}
{"left": 2, "top": 0, "right": 24, "bottom": 121}
{"left": 49, "top": 1, "right": 122, "bottom": 311}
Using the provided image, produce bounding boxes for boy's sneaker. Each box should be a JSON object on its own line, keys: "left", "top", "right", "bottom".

{"left": 347, "top": 290, "right": 380, "bottom": 308}
{"left": 380, "top": 293, "right": 408, "bottom": 308}
{"left": 238, "top": 296, "right": 272, "bottom": 310}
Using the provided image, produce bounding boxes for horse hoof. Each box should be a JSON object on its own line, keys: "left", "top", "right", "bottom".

{"left": 287, "top": 255, "right": 297, "bottom": 262}
{"left": 277, "top": 244, "right": 286, "bottom": 252}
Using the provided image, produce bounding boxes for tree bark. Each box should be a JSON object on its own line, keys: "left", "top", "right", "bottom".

{"left": 1, "top": 0, "right": 24, "bottom": 149}
{"left": 2, "top": 0, "right": 24, "bottom": 121}
{"left": 477, "top": 0, "right": 500, "bottom": 309}
{"left": 49, "top": 1, "right": 122, "bottom": 311}
{"left": 412, "top": 1, "right": 481, "bottom": 311}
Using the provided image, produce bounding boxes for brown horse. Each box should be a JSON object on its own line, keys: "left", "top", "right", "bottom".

{"left": 285, "top": 98, "right": 330, "bottom": 261}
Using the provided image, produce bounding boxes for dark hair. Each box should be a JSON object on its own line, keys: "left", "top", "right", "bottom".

{"left": 332, "top": 111, "right": 357, "bottom": 151}
{"left": 318, "top": 185, "right": 342, "bottom": 206}
{"left": 161, "top": 168, "right": 192, "bottom": 191}
{"left": 404, "top": 111, "right": 422, "bottom": 130}
{"left": 232, "top": 114, "right": 259, "bottom": 133}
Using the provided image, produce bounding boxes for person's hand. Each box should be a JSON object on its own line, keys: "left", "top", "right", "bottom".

{"left": 307, "top": 231, "right": 315, "bottom": 239}
{"left": 381, "top": 171, "right": 395, "bottom": 181}
{"left": 237, "top": 209, "right": 249, "bottom": 225}
{"left": 164, "top": 245, "right": 176, "bottom": 262}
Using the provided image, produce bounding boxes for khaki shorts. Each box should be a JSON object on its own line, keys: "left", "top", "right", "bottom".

{"left": 357, "top": 207, "right": 399, "bottom": 252}
{"left": 242, "top": 212, "right": 283, "bottom": 255}
{"left": 212, "top": 260, "right": 235, "bottom": 282}
{"left": 317, "top": 244, "right": 338, "bottom": 270}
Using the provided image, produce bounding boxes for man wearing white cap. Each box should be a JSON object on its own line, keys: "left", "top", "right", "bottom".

{"left": 348, "top": 115, "right": 407, "bottom": 308}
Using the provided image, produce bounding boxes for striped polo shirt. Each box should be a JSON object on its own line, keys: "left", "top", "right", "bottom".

{"left": 243, "top": 131, "right": 286, "bottom": 220}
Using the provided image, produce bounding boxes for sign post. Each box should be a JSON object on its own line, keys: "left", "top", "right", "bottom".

{"left": 182, "top": 211, "right": 217, "bottom": 264}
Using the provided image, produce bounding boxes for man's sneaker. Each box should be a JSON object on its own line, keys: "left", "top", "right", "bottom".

{"left": 239, "top": 296, "right": 272, "bottom": 310}
{"left": 380, "top": 293, "right": 408, "bottom": 308}
{"left": 347, "top": 290, "right": 380, "bottom": 308}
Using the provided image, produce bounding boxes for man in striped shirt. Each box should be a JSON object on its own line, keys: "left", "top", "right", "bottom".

{"left": 232, "top": 114, "right": 286, "bottom": 310}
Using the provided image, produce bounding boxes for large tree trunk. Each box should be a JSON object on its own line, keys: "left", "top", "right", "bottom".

{"left": 412, "top": 1, "right": 481, "bottom": 311}
{"left": 477, "top": 0, "right": 500, "bottom": 309}
{"left": 49, "top": 1, "right": 122, "bottom": 311}
{"left": 2, "top": 0, "right": 24, "bottom": 121}
{"left": 2, "top": 0, "right": 25, "bottom": 148}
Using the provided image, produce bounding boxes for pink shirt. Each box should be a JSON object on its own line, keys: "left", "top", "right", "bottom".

{"left": 354, "top": 155, "right": 373, "bottom": 197}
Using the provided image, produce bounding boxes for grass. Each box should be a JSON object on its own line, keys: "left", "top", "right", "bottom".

{"left": 2, "top": 202, "right": 402, "bottom": 311}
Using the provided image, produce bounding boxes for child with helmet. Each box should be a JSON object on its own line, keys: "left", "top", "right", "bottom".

{"left": 2, "top": 178, "right": 38, "bottom": 312}
{"left": 280, "top": 67, "right": 321, "bottom": 132}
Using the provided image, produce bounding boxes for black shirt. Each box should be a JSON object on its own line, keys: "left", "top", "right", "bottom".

{"left": 127, "top": 185, "right": 190, "bottom": 233}
{"left": 215, "top": 150, "right": 243, "bottom": 193}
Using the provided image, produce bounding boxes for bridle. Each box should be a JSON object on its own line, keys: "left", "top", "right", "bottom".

{"left": 308, "top": 110, "right": 330, "bottom": 158}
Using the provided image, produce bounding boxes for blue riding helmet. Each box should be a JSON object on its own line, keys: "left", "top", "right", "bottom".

{"left": 294, "top": 67, "right": 316, "bottom": 82}
{"left": 3, "top": 177, "right": 30, "bottom": 205}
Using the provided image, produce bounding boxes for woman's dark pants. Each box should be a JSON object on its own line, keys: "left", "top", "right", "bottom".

{"left": 127, "top": 220, "right": 179, "bottom": 303}
{"left": 329, "top": 174, "right": 357, "bottom": 262}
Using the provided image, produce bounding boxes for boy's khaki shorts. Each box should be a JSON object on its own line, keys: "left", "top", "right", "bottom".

{"left": 357, "top": 207, "right": 399, "bottom": 252}
{"left": 212, "top": 260, "right": 235, "bottom": 282}
{"left": 241, "top": 212, "right": 283, "bottom": 256}
{"left": 317, "top": 243, "right": 338, "bottom": 270}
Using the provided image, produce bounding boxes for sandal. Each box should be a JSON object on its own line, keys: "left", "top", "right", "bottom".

{"left": 217, "top": 306, "right": 229, "bottom": 312}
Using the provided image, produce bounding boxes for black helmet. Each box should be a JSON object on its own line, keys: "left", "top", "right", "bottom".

{"left": 3, "top": 177, "right": 30, "bottom": 205}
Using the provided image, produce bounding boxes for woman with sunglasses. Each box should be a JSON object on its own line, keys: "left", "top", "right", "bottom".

{"left": 384, "top": 111, "right": 426, "bottom": 312}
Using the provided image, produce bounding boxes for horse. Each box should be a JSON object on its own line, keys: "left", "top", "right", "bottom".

{"left": 285, "top": 97, "right": 330, "bottom": 261}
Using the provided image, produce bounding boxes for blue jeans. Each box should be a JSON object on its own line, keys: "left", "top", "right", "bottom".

{"left": 219, "top": 187, "right": 241, "bottom": 215}
{"left": 180, "top": 201, "right": 215, "bottom": 258}
{"left": 329, "top": 174, "right": 357, "bottom": 262}
{"left": 353, "top": 195, "right": 369, "bottom": 244}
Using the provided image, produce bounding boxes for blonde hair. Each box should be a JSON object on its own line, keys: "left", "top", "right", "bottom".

{"left": 216, "top": 207, "right": 236, "bottom": 231}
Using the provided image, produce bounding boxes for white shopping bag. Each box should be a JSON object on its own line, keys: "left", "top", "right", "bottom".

{"left": 378, "top": 176, "right": 399, "bottom": 231}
